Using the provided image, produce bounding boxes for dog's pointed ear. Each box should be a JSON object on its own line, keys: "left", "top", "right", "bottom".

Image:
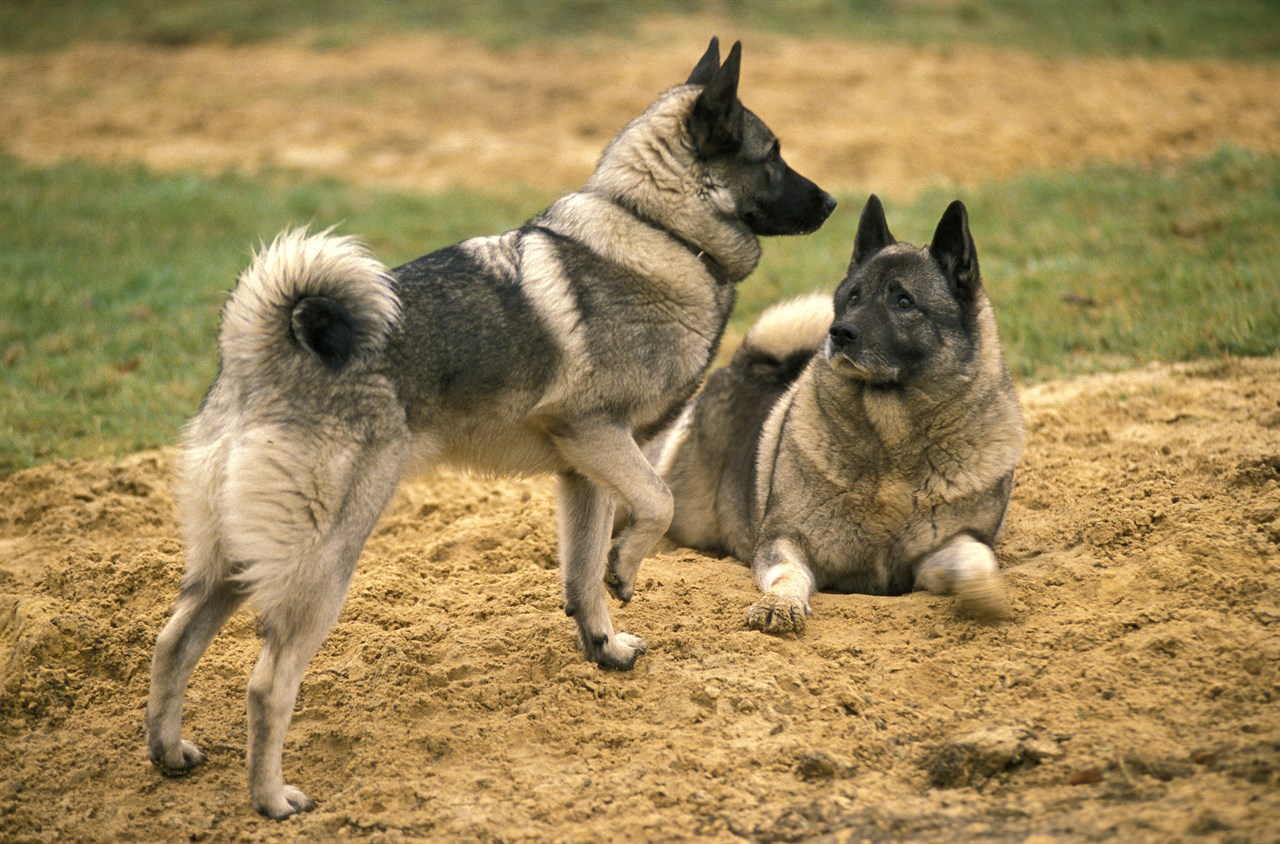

{"left": 685, "top": 36, "right": 721, "bottom": 86}
{"left": 849, "top": 194, "right": 896, "bottom": 270}
{"left": 929, "top": 199, "right": 981, "bottom": 299}
{"left": 689, "top": 40, "right": 743, "bottom": 157}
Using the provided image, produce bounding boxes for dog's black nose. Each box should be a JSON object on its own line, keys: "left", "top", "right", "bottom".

{"left": 829, "top": 321, "right": 859, "bottom": 348}
{"left": 821, "top": 193, "right": 838, "bottom": 217}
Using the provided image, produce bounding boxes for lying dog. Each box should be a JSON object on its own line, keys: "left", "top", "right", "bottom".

{"left": 146, "top": 38, "right": 834, "bottom": 818}
{"left": 651, "top": 195, "right": 1024, "bottom": 633}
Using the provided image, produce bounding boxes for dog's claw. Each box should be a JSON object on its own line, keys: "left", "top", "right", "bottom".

{"left": 605, "top": 547, "right": 636, "bottom": 604}
{"left": 150, "top": 739, "right": 206, "bottom": 777}
{"left": 746, "top": 593, "right": 810, "bottom": 635}
{"left": 582, "top": 630, "right": 648, "bottom": 670}
{"left": 604, "top": 572, "right": 633, "bottom": 605}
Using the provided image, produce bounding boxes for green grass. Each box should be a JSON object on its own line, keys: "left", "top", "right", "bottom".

{"left": 2, "top": 148, "right": 1277, "bottom": 473}
{"left": 0, "top": 158, "right": 549, "bottom": 473}
{"left": 2, "top": 0, "right": 1277, "bottom": 59}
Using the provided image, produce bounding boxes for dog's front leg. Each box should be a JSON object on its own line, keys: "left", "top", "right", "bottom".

{"left": 747, "top": 536, "right": 815, "bottom": 634}
{"left": 556, "top": 470, "right": 648, "bottom": 669}
{"left": 553, "top": 423, "right": 673, "bottom": 604}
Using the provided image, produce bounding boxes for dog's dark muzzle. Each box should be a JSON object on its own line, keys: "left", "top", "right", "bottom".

{"left": 826, "top": 321, "right": 900, "bottom": 384}
{"left": 745, "top": 168, "right": 837, "bottom": 236}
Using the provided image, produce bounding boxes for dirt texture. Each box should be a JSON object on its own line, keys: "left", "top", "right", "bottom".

{"left": 1, "top": 27, "right": 1277, "bottom": 196}
{"left": 2, "top": 27, "right": 1280, "bottom": 844}
{"left": 2, "top": 359, "right": 1278, "bottom": 842}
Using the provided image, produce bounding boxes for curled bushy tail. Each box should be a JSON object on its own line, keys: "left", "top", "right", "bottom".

{"left": 218, "top": 228, "right": 398, "bottom": 378}
{"left": 732, "top": 292, "right": 833, "bottom": 384}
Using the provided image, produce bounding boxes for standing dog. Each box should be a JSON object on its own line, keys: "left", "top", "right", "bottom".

{"left": 651, "top": 195, "right": 1024, "bottom": 633}
{"left": 146, "top": 38, "right": 835, "bottom": 819}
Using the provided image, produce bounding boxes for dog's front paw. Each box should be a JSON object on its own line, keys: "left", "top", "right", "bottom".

{"left": 581, "top": 630, "right": 648, "bottom": 670}
{"left": 254, "top": 784, "right": 316, "bottom": 821}
{"left": 604, "top": 547, "right": 637, "bottom": 604}
{"left": 746, "top": 593, "right": 810, "bottom": 635}
{"left": 149, "top": 739, "right": 206, "bottom": 777}
{"left": 955, "top": 572, "right": 1011, "bottom": 622}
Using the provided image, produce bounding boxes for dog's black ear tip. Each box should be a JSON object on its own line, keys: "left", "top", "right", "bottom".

{"left": 850, "top": 194, "right": 896, "bottom": 269}
{"left": 930, "top": 200, "right": 980, "bottom": 289}
{"left": 941, "top": 201, "right": 971, "bottom": 235}
{"left": 860, "top": 194, "right": 889, "bottom": 224}
{"left": 687, "top": 36, "right": 723, "bottom": 86}
{"left": 938, "top": 200, "right": 972, "bottom": 237}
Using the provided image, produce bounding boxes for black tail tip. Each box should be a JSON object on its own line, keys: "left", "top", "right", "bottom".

{"left": 291, "top": 296, "right": 356, "bottom": 371}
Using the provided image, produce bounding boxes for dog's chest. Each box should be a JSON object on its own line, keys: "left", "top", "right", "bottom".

{"left": 778, "top": 385, "right": 983, "bottom": 588}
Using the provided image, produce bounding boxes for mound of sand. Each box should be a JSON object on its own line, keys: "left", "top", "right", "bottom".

{"left": 2, "top": 357, "right": 1277, "bottom": 841}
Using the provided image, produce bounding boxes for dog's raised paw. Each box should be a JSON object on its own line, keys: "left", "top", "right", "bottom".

{"left": 255, "top": 784, "right": 316, "bottom": 821}
{"left": 746, "top": 593, "right": 810, "bottom": 635}
{"left": 604, "top": 547, "right": 637, "bottom": 604}
{"left": 150, "top": 739, "right": 206, "bottom": 777}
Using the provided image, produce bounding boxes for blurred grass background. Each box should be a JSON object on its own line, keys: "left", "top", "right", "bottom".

{"left": 3, "top": 0, "right": 1278, "bottom": 58}
{"left": 1, "top": 1, "right": 1277, "bottom": 473}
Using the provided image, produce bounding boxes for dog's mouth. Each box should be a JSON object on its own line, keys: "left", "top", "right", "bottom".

{"left": 824, "top": 339, "right": 901, "bottom": 385}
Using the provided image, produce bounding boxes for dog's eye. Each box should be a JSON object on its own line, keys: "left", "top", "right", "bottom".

{"left": 847, "top": 289, "right": 860, "bottom": 305}
{"left": 896, "top": 294, "right": 913, "bottom": 310}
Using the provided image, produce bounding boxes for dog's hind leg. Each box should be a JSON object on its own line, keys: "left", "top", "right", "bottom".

{"left": 556, "top": 470, "right": 648, "bottom": 670}
{"left": 553, "top": 423, "right": 673, "bottom": 605}
{"left": 245, "top": 588, "right": 346, "bottom": 820}
{"left": 238, "top": 440, "right": 406, "bottom": 819}
{"left": 147, "top": 576, "right": 246, "bottom": 774}
{"left": 148, "top": 434, "right": 245, "bottom": 776}
{"left": 914, "top": 534, "right": 1011, "bottom": 621}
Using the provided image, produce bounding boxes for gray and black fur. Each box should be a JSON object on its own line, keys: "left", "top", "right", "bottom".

{"left": 145, "top": 38, "right": 834, "bottom": 819}
{"left": 650, "top": 195, "right": 1024, "bottom": 635}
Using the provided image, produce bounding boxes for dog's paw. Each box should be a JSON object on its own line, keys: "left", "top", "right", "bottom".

{"left": 254, "top": 784, "right": 316, "bottom": 821}
{"left": 955, "top": 573, "right": 1011, "bottom": 622}
{"left": 745, "top": 593, "right": 810, "bottom": 635}
{"left": 604, "top": 547, "right": 637, "bottom": 604}
{"left": 604, "top": 550, "right": 634, "bottom": 604}
{"left": 582, "top": 630, "right": 648, "bottom": 671}
{"left": 150, "top": 739, "right": 206, "bottom": 777}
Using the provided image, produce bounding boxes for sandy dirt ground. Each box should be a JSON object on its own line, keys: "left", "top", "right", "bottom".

{"left": 1, "top": 27, "right": 1278, "bottom": 196}
{"left": 2, "top": 360, "right": 1278, "bottom": 842}
{"left": 2, "top": 27, "right": 1279, "bottom": 844}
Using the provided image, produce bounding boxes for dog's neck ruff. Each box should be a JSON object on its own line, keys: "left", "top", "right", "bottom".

{"left": 686, "top": 245, "right": 729, "bottom": 286}
{"left": 693, "top": 246, "right": 730, "bottom": 286}
{"left": 608, "top": 197, "right": 732, "bottom": 286}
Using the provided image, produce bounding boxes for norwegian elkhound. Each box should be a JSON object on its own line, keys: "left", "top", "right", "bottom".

{"left": 145, "top": 38, "right": 834, "bottom": 818}
{"left": 650, "top": 194, "right": 1024, "bottom": 634}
